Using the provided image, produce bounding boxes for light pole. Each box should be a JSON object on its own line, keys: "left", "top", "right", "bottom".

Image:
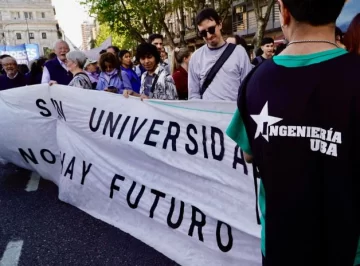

{"left": 25, "top": 17, "right": 31, "bottom": 44}
{"left": 1, "top": 23, "right": 12, "bottom": 45}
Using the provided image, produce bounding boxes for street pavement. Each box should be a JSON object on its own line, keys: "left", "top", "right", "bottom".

{"left": 0, "top": 163, "right": 178, "bottom": 266}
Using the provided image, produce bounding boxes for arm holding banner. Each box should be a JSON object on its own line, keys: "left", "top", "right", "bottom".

{"left": 120, "top": 71, "right": 133, "bottom": 92}
{"left": 41, "top": 66, "right": 51, "bottom": 84}
{"left": 123, "top": 89, "right": 141, "bottom": 98}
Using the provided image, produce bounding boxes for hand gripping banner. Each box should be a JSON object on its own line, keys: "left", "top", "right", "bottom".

{"left": 0, "top": 85, "right": 261, "bottom": 266}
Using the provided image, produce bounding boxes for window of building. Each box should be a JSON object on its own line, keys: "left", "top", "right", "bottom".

{"left": 16, "top": 33, "right": 22, "bottom": 40}
{"left": 42, "top": 32, "right": 47, "bottom": 39}
{"left": 41, "top": 12, "right": 45, "bottom": 19}
{"left": 24, "top": 12, "right": 33, "bottom": 20}
{"left": 12, "top": 12, "right": 20, "bottom": 19}
{"left": 233, "top": 5, "right": 248, "bottom": 31}
{"left": 29, "top": 32, "right": 34, "bottom": 39}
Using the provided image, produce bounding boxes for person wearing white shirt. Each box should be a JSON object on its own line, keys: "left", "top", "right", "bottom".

{"left": 41, "top": 40, "right": 73, "bottom": 85}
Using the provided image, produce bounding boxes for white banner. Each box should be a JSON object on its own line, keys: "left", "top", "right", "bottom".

{"left": 0, "top": 85, "right": 261, "bottom": 266}
{"left": 82, "top": 37, "right": 112, "bottom": 60}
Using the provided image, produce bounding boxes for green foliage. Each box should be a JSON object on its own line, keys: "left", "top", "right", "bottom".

{"left": 80, "top": 0, "right": 233, "bottom": 48}
{"left": 252, "top": 0, "right": 276, "bottom": 49}
{"left": 89, "top": 38, "right": 96, "bottom": 49}
{"left": 95, "top": 24, "right": 139, "bottom": 50}
{"left": 81, "top": 0, "right": 164, "bottom": 43}
{"left": 43, "top": 47, "right": 52, "bottom": 58}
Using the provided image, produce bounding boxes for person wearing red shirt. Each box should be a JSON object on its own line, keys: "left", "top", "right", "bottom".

{"left": 172, "top": 47, "right": 192, "bottom": 100}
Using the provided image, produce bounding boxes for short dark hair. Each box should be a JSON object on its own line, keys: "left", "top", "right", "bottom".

{"left": 136, "top": 43, "right": 161, "bottom": 64}
{"left": 196, "top": 8, "right": 221, "bottom": 25}
{"left": 261, "top": 37, "right": 274, "bottom": 46}
{"left": 107, "top": 45, "right": 120, "bottom": 54}
{"left": 119, "top": 49, "right": 130, "bottom": 59}
{"left": 99, "top": 52, "right": 120, "bottom": 72}
{"left": 99, "top": 49, "right": 106, "bottom": 55}
{"left": 148, "top": 34, "right": 164, "bottom": 44}
{"left": 282, "top": 0, "right": 346, "bottom": 26}
{"left": 255, "top": 47, "right": 263, "bottom": 57}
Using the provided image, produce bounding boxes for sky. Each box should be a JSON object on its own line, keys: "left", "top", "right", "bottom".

{"left": 52, "top": 0, "right": 92, "bottom": 47}
{"left": 337, "top": 0, "right": 360, "bottom": 31}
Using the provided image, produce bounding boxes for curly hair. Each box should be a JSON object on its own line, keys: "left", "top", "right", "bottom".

{"left": 135, "top": 43, "right": 161, "bottom": 64}
{"left": 98, "top": 52, "right": 119, "bottom": 72}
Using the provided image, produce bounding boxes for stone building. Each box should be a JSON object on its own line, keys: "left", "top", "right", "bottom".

{"left": 0, "top": 0, "right": 61, "bottom": 55}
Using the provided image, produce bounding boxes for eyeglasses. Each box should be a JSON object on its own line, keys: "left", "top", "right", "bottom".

{"left": 2, "top": 63, "right": 16, "bottom": 67}
{"left": 198, "top": 25, "right": 217, "bottom": 38}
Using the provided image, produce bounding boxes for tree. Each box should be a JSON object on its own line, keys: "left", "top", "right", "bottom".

{"left": 81, "top": 0, "right": 233, "bottom": 49}
{"left": 95, "top": 24, "right": 138, "bottom": 50}
{"left": 89, "top": 38, "right": 96, "bottom": 49}
{"left": 81, "top": 0, "right": 168, "bottom": 43}
{"left": 43, "top": 47, "right": 52, "bottom": 58}
{"left": 252, "top": 0, "right": 276, "bottom": 49}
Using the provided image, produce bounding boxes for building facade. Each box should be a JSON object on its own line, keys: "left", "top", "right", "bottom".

{"left": 0, "top": 0, "right": 61, "bottom": 55}
{"left": 232, "top": 0, "right": 283, "bottom": 43}
{"left": 81, "top": 21, "right": 96, "bottom": 51}
{"left": 162, "top": 4, "right": 233, "bottom": 50}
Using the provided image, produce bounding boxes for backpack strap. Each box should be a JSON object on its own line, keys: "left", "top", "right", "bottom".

{"left": 256, "top": 56, "right": 265, "bottom": 64}
{"left": 150, "top": 69, "right": 164, "bottom": 93}
{"left": 200, "top": 43, "right": 237, "bottom": 99}
{"left": 74, "top": 72, "right": 93, "bottom": 89}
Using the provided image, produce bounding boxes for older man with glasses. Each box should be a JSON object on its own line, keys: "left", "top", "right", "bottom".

{"left": 41, "top": 40, "right": 73, "bottom": 85}
{"left": 0, "top": 56, "right": 28, "bottom": 90}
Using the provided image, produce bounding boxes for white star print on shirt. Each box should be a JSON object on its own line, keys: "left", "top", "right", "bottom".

{"left": 250, "top": 102, "right": 283, "bottom": 141}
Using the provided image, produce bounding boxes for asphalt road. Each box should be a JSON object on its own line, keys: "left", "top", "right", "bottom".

{"left": 0, "top": 163, "right": 178, "bottom": 266}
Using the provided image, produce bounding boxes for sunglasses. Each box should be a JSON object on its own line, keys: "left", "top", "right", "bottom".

{"left": 198, "top": 25, "right": 217, "bottom": 38}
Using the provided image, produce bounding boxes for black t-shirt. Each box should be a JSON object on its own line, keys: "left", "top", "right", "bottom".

{"left": 251, "top": 55, "right": 266, "bottom": 66}
{"left": 240, "top": 53, "right": 360, "bottom": 266}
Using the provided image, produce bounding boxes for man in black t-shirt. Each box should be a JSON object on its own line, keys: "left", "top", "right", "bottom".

{"left": 233, "top": 0, "right": 360, "bottom": 265}
{"left": 251, "top": 38, "right": 274, "bottom": 66}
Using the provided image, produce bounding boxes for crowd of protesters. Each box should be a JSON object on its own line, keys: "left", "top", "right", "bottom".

{"left": 1, "top": 2, "right": 360, "bottom": 265}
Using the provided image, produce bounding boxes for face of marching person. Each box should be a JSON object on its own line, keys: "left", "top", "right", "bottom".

{"left": 151, "top": 38, "right": 164, "bottom": 53}
{"left": 2, "top": 57, "right": 18, "bottom": 78}
{"left": 262, "top": 43, "right": 275, "bottom": 57}
{"left": 55, "top": 41, "right": 70, "bottom": 62}
{"left": 65, "top": 59, "right": 78, "bottom": 73}
{"left": 140, "top": 54, "right": 157, "bottom": 73}
{"left": 86, "top": 62, "right": 98, "bottom": 73}
{"left": 121, "top": 53, "right": 132, "bottom": 67}
{"left": 104, "top": 61, "right": 116, "bottom": 73}
{"left": 197, "top": 19, "right": 223, "bottom": 48}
